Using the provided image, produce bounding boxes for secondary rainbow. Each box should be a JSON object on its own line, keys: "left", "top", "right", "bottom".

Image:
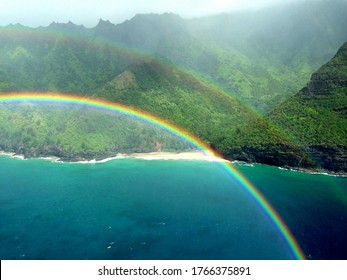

{"left": 0, "top": 92, "right": 306, "bottom": 260}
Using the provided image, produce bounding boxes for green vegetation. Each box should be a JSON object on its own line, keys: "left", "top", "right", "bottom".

{"left": 97, "top": 58, "right": 257, "bottom": 147}
{"left": 2, "top": 0, "right": 345, "bottom": 112}
{"left": 0, "top": 0, "right": 346, "bottom": 172}
{"left": 271, "top": 94, "right": 347, "bottom": 147}
{"left": 0, "top": 103, "right": 191, "bottom": 160}
{"left": 0, "top": 26, "right": 139, "bottom": 93}
{"left": 265, "top": 42, "right": 347, "bottom": 172}
{"left": 0, "top": 26, "right": 260, "bottom": 161}
{"left": 105, "top": 1, "right": 347, "bottom": 112}
{"left": 270, "top": 42, "right": 347, "bottom": 146}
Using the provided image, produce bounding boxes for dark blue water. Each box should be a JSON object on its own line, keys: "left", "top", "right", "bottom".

{"left": 243, "top": 164, "right": 347, "bottom": 260}
{"left": 0, "top": 156, "right": 346, "bottom": 260}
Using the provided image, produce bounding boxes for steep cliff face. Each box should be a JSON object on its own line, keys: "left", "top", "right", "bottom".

{"left": 268, "top": 41, "right": 347, "bottom": 173}
{"left": 307, "top": 145, "right": 347, "bottom": 172}
{"left": 304, "top": 42, "right": 347, "bottom": 97}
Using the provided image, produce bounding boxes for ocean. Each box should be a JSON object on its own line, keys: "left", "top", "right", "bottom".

{"left": 0, "top": 156, "right": 346, "bottom": 260}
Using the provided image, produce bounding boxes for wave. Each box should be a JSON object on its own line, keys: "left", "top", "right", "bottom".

{"left": 231, "top": 160, "right": 254, "bottom": 167}
{"left": 278, "top": 166, "right": 345, "bottom": 177}
{"left": 0, "top": 151, "right": 26, "bottom": 160}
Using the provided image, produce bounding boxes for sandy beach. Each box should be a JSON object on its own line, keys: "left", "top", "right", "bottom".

{"left": 121, "top": 151, "right": 228, "bottom": 162}
{"left": 1, "top": 150, "right": 228, "bottom": 163}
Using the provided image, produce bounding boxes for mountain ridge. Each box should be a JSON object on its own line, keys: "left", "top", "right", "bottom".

{"left": 268, "top": 41, "right": 347, "bottom": 172}
{"left": 3, "top": 0, "right": 343, "bottom": 112}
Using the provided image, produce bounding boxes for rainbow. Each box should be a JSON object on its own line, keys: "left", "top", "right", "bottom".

{"left": 0, "top": 92, "right": 306, "bottom": 260}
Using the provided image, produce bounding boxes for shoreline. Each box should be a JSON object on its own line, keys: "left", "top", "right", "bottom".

{"left": 0, "top": 150, "right": 228, "bottom": 163}
{"left": 0, "top": 151, "right": 26, "bottom": 160}
{"left": 1, "top": 150, "right": 346, "bottom": 177}
{"left": 121, "top": 152, "right": 229, "bottom": 162}
{"left": 277, "top": 166, "right": 347, "bottom": 178}
{"left": 73, "top": 151, "right": 229, "bottom": 163}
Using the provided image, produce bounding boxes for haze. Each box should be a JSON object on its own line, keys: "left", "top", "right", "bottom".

{"left": 0, "top": 0, "right": 316, "bottom": 27}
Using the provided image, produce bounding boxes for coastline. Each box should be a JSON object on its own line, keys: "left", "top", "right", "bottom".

{"left": 1, "top": 150, "right": 346, "bottom": 177}
{"left": 277, "top": 166, "right": 347, "bottom": 178}
{"left": 76, "top": 151, "right": 230, "bottom": 163}
{"left": 122, "top": 151, "right": 229, "bottom": 162}
{"left": 0, "top": 151, "right": 26, "bottom": 160}
{"left": 0, "top": 150, "right": 228, "bottom": 163}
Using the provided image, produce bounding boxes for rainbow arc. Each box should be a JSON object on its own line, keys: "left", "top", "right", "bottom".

{"left": 0, "top": 92, "right": 306, "bottom": 259}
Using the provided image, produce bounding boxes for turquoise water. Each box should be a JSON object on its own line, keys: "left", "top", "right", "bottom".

{"left": 0, "top": 156, "right": 346, "bottom": 260}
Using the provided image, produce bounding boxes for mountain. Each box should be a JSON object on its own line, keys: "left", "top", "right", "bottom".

{"left": 0, "top": 103, "right": 192, "bottom": 161}
{"left": 1, "top": 0, "right": 347, "bottom": 112}
{"left": 0, "top": 1, "right": 346, "bottom": 172}
{"left": 0, "top": 27, "right": 259, "bottom": 160}
{"left": 219, "top": 40, "right": 346, "bottom": 173}
{"left": 0, "top": 25, "right": 139, "bottom": 93}
{"left": 98, "top": 0, "right": 347, "bottom": 112}
{"left": 97, "top": 57, "right": 258, "bottom": 150}
{"left": 268, "top": 41, "right": 347, "bottom": 172}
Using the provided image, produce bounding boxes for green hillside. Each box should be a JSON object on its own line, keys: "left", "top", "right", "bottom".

{"left": 0, "top": 103, "right": 191, "bottom": 161}
{"left": 1, "top": 0, "right": 347, "bottom": 113}
{"left": 0, "top": 28, "right": 259, "bottom": 160}
{"left": 269, "top": 41, "right": 347, "bottom": 172}
{"left": 2, "top": 1, "right": 346, "bottom": 113}
{"left": 0, "top": 1, "right": 346, "bottom": 172}
{"left": 97, "top": 58, "right": 258, "bottom": 150}
{"left": 102, "top": 1, "right": 347, "bottom": 112}
{"left": 215, "top": 41, "right": 347, "bottom": 173}
{"left": 0, "top": 25, "right": 139, "bottom": 93}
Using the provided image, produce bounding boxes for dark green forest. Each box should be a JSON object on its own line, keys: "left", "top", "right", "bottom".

{"left": 0, "top": 103, "right": 191, "bottom": 160}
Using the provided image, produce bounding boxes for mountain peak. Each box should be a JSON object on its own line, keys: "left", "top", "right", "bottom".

{"left": 93, "top": 19, "right": 117, "bottom": 37}
{"left": 6, "top": 23, "right": 25, "bottom": 28}
{"left": 96, "top": 18, "right": 115, "bottom": 27}
{"left": 126, "top": 12, "right": 184, "bottom": 29}
{"left": 48, "top": 21, "right": 85, "bottom": 32}
{"left": 302, "top": 41, "right": 347, "bottom": 97}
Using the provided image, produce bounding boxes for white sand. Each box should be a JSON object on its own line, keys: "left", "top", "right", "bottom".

{"left": 120, "top": 151, "right": 228, "bottom": 162}
{"left": 1, "top": 150, "right": 229, "bottom": 163}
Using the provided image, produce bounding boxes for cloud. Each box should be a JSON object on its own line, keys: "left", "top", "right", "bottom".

{"left": 0, "top": 0, "right": 305, "bottom": 27}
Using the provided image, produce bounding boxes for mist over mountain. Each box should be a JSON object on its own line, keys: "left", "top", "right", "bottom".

{"left": 225, "top": 40, "right": 347, "bottom": 173}
{"left": 90, "top": 0, "right": 347, "bottom": 111}
{"left": 0, "top": 25, "right": 260, "bottom": 160}
{"left": 2, "top": 0, "right": 346, "bottom": 111}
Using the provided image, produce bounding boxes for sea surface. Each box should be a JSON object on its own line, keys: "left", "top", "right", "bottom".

{"left": 0, "top": 156, "right": 346, "bottom": 260}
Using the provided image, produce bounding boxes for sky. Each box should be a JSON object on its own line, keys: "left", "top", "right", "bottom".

{"left": 0, "top": 0, "right": 308, "bottom": 27}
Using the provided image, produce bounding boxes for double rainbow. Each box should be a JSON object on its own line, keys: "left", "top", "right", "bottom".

{"left": 0, "top": 92, "right": 306, "bottom": 259}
